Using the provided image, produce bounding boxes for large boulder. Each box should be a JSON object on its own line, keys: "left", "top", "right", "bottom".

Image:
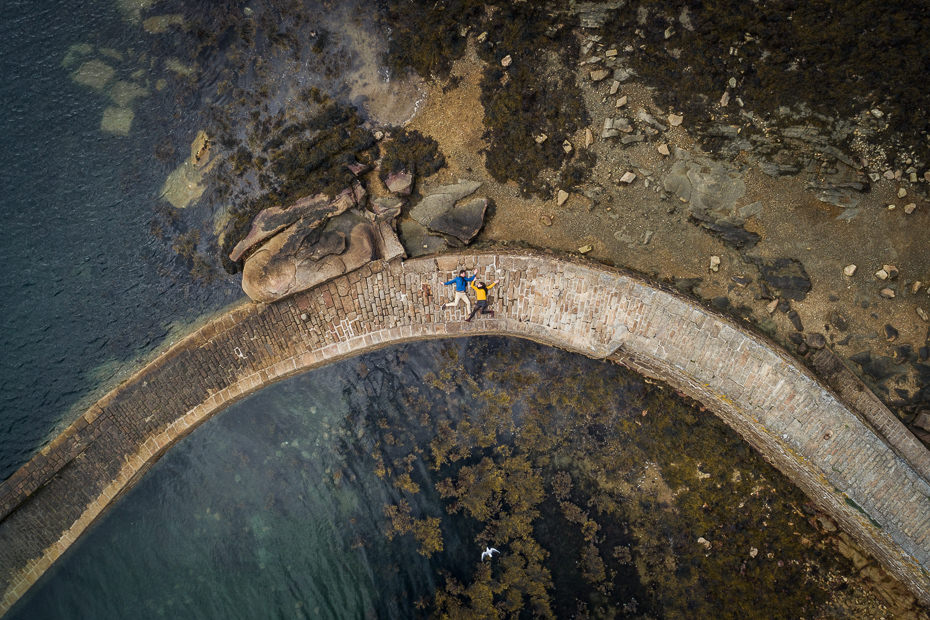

{"left": 241, "top": 214, "right": 404, "bottom": 303}
{"left": 427, "top": 197, "right": 488, "bottom": 245}
{"left": 229, "top": 183, "right": 365, "bottom": 262}
{"left": 409, "top": 180, "right": 482, "bottom": 226}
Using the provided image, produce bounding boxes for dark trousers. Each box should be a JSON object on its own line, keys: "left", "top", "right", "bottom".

{"left": 466, "top": 300, "right": 492, "bottom": 321}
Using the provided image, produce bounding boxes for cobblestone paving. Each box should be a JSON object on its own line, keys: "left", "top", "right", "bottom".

{"left": 1, "top": 250, "right": 928, "bottom": 612}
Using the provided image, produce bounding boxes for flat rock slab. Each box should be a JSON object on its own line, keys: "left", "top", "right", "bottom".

{"left": 409, "top": 180, "right": 482, "bottom": 227}
{"left": 427, "top": 197, "right": 488, "bottom": 244}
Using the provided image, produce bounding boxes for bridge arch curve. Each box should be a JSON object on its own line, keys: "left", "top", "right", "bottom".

{"left": 1, "top": 250, "right": 929, "bottom": 611}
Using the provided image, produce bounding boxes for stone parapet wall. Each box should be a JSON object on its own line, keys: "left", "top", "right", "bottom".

{"left": 1, "top": 250, "right": 928, "bottom": 614}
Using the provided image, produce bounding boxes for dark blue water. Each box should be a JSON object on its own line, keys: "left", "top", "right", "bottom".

{"left": 0, "top": 0, "right": 241, "bottom": 480}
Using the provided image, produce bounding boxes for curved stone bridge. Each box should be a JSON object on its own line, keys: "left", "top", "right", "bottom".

{"left": 1, "top": 250, "right": 929, "bottom": 612}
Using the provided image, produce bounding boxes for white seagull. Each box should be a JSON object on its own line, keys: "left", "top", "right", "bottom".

{"left": 481, "top": 546, "right": 499, "bottom": 561}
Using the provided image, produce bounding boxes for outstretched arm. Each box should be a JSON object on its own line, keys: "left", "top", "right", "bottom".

{"left": 443, "top": 278, "right": 455, "bottom": 286}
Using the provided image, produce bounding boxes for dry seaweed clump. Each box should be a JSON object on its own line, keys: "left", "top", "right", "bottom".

{"left": 475, "top": 3, "right": 591, "bottom": 196}
{"left": 597, "top": 0, "right": 930, "bottom": 165}
{"left": 379, "top": 0, "right": 485, "bottom": 79}
{"left": 214, "top": 88, "right": 377, "bottom": 273}
{"left": 379, "top": 1, "right": 594, "bottom": 197}
{"left": 378, "top": 129, "right": 446, "bottom": 182}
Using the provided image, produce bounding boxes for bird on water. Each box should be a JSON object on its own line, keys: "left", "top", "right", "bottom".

{"left": 481, "top": 546, "right": 499, "bottom": 561}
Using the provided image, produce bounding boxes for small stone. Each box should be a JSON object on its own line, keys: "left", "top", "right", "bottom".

{"left": 925, "top": 171, "right": 930, "bottom": 183}
{"left": 642, "top": 230, "right": 653, "bottom": 244}
{"left": 805, "top": 333, "right": 826, "bottom": 349}
{"left": 709, "top": 255, "right": 721, "bottom": 272}
{"left": 590, "top": 68, "right": 610, "bottom": 81}
{"left": 909, "top": 172, "right": 919, "bottom": 183}
{"left": 619, "top": 171, "right": 636, "bottom": 184}
{"left": 373, "top": 130, "right": 384, "bottom": 141}
{"left": 535, "top": 133, "right": 548, "bottom": 144}
{"left": 728, "top": 77, "right": 737, "bottom": 88}
{"left": 883, "top": 170, "right": 896, "bottom": 180}
{"left": 668, "top": 113, "right": 683, "bottom": 127}
{"left": 609, "top": 80, "right": 620, "bottom": 95}
{"left": 300, "top": 313, "right": 308, "bottom": 321}
{"left": 904, "top": 203, "right": 916, "bottom": 214}
{"left": 557, "top": 189, "right": 569, "bottom": 206}
{"left": 917, "top": 307, "right": 929, "bottom": 322}
{"left": 657, "top": 143, "right": 670, "bottom": 156}
{"left": 883, "top": 264, "right": 899, "bottom": 279}
{"left": 719, "top": 90, "right": 730, "bottom": 107}
{"left": 843, "top": 264, "right": 857, "bottom": 277}
{"left": 476, "top": 31, "right": 488, "bottom": 43}
{"left": 540, "top": 214, "right": 553, "bottom": 227}
{"left": 584, "top": 128, "right": 594, "bottom": 148}
{"left": 884, "top": 324, "right": 899, "bottom": 342}
{"left": 615, "top": 95, "right": 628, "bottom": 108}
{"left": 912, "top": 281, "right": 924, "bottom": 294}
{"left": 664, "top": 26, "right": 675, "bottom": 39}
{"left": 697, "top": 537, "right": 711, "bottom": 550}
{"left": 749, "top": 547, "right": 759, "bottom": 559}
{"left": 870, "top": 108, "right": 884, "bottom": 118}
{"left": 578, "top": 244, "right": 593, "bottom": 254}
{"left": 875, "top": 269, "right": 888, "bottom": 280}
{"left": 766, "top": 299, "right": 778, "bottom": 314}
{"left": 605, "top": 48, "right": 618, "bottom": 57}
{"left": 880, "top": 288, "right": 896, "bottom": 299}
{"left": 501, "top": 54, "right": 512, "bottom": 67}
{"left": 562, "top": 140, "right": 573, "bottom": 154}
{"left": 897, "top": 187, "right": 907, "bottom": 198}
{"left": 887, "top": 204, "right": 895, "bottom": 210}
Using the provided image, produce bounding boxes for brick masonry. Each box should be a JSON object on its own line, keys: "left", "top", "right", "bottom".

{"left": 0, "top": 250, "right": 928, "bottom": 613}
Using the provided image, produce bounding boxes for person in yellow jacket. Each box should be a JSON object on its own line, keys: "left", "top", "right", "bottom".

{"left": 466, "top": 280, "right": 497, "bottom": 322}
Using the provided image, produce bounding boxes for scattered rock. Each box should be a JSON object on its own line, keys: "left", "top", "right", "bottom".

{"left": 668, "top": 113, "right": 684, "bottom": 127}
{"left": 752, "top": 257, "right": 812, "bottom": 301}
{"left": 642, "top": 230, "right": 653, "bottom": 244}
{"left": 584, "top": 128, "right": 594, "bottom": 148}
{"left": 562, "top": 140, "right": 573, "bottom": 154}
{"left": 657, "top": 143, "right": 670, "bottom": 156}
{"left": 914, "top": 412, "right": 930, "bottom": 432}
{"left": 883, "top": 264, "right": 899, "bottom": 279}
{"left": 615, "top": 95, "right": 628, "bottom": 108}
{"left": 805, "top": 333, "right": 826, "bottom": 349}
{"left": 100, "top": 106, "right": 134, "bottom": 136}
{"left": 766, "top": 299, "right": 778, "bottom": 314}
{"left": 917, "top": 307, "right": 929, "bottom": 322}
{"left": 557, "top": 189, "right": 569, "bottom": 206}
{"left": 787, "top": 309, "right": 804, "bottom": 331}
{"left": 385, "top": 170, "right": 414, "bottom": 195}
{"left": 368, "top": 197, "right": 403, "bottom": 221}
{"left": 540, "top": 214, "right": 553, "bottom": 226}
{"left": 904, "top": 203, "right": 916, "bottom": 214}
{"left": 875, "top": 268, "right": 889, "bottom": 281}
{"left": 720, "top": 90, "right": 730, "bottom": 107}
{"left": 897, "top": 187, "right": 907, "bottom": 198}
{"left": 535, "top": 133, "right": 548, "bottom": 144}
{"left": 709, "top": 255, "right": 721, "bottom": 272}
{"left": 578, "top": 244, "right": 593, "bottom": 254}
{"left": 609, "top": 80, "right": 620, "bottom": 95}
{"left": 843, "top": 264, "right": 857, "bottom": 277}
{"left": 501, "top": 54, "right": 512, "bottom": 67}
{"left": 870, "top": 108, "right": 884, "bottom": 118}
{"left": 911, "top": 281, "right": 924, "bottom": 294}
{"left": 697, "top": 537, "right": 711, "bottom": 550}
{"left": 619, "top": 171, "right": 636, "bottom": 184}
{"left": 71, "top": 59, "right": 115, "bottom": 91}
{"left": 880, "top": 288, "right": 896, "bottom": 299}
{"left": 884, "top": 324, "right": 899, "bottom": 342}
{"left": 590, "top": 69, "right": 610, "bottom": 82}
{"left": 749, "top": 547, "right": 759, "bottom": 559}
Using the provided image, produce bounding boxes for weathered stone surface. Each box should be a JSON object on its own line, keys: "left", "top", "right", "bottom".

{"left": 1, "top": 250, "right": 929, "bottom": 613}
{"left": 426, "top": 197, "right": 488, "bottom": 244}
{"left": 229, "top": 184, "right": 364, "bottom": 262}
{"left": 409, "top": 180, "right": 482, "bottom": 227}
{"left": 384, "top": 170, "right": 413, "bottom": 195}
{"left": 241, "top": 215, "right": 403, "bottom": 303}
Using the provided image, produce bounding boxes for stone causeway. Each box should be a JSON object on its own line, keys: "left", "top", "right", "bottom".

{"left": 1, "top": 250, "right": 929, "bottom": 613}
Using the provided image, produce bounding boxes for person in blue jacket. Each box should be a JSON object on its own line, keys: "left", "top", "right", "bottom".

{"left": 441, "top": 269, "right": 476, "bottom": 314}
